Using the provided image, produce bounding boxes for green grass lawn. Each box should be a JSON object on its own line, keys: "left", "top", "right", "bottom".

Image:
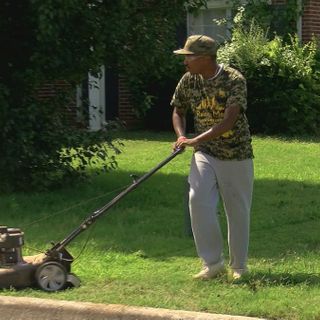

{"left": 1, "top": 131, "right": 320, "bottom": 320}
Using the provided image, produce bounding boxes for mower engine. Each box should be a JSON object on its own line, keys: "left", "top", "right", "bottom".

{"left": 0, "top": 226, "right": 80, "bottom": 291}
{"left": 0, "top": 226, "right": 24, "bottom": 266}
{"left": 0, "top": 225, "right": 37, "bottom": 289}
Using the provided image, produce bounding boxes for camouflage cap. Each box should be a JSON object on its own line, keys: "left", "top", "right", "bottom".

{"left": 173, "top": 35, "right": 217, "bottom": 56}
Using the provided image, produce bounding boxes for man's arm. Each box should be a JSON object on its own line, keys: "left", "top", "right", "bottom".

{"left": 176, "top": 105, "right": 240, "bottom": 148}
{"left": 172, "top": 107, "right": 188, "bottom": 149}
{"left": 172, "top": 107, "right": 187, "bottom": 138}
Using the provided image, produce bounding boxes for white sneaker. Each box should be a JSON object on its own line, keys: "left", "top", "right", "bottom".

{"left": 232, "top": 268, "right": 248, "bottom": 280}
{"left": 193, "top": 261, "right": 225, "bottom": 280}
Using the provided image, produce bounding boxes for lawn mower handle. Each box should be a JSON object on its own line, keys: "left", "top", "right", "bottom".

{"left": 46, "top": 147, "right": 183, "bottom": 257}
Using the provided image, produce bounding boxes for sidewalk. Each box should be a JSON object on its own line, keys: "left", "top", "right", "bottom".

{"left": 0, "top": 296, "right": 266, "bottom": 320}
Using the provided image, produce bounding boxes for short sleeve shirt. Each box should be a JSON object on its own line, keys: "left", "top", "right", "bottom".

{"left": 170, "top": 65, "right": 253, "bottom": 160}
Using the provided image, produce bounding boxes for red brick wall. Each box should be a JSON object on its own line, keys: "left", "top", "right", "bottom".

{"left": 37, "top": 78, "right": 140, "bottom": 129}
{"left": 118, "top": 76, "right": 140, "bottom": 128}
{"left": 301, "top": 0, "right": 320, "bottom": 42}
{"left": 272, "top": 0, "right": 320, "bottom": 43}
{"left": 37, "top": 80, "right": 78, "bottom": 126}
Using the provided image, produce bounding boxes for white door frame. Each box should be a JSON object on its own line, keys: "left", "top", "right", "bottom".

{"left": 88, "top": 66, "right": 106, "bottom": 131}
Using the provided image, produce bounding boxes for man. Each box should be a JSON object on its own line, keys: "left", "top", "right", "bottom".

{"left": 171, "top": 35, "right": 254, "bottom": 280}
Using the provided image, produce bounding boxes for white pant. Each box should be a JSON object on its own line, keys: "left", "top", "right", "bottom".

{"left": 188, "top": 151, "right": 254, "bottom": 269}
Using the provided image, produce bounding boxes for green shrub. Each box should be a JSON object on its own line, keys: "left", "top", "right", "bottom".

{"left": 0, "top": 85, "right": 122, "bottom": 192}
{"left": 218, "top": 15, "right": 320, "bottom": 135}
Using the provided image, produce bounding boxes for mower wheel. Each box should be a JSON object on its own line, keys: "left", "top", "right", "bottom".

{"left": 35, "top": 261, "right": 67, "bottom": 292}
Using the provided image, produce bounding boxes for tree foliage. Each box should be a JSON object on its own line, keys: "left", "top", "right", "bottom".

{"left": 231, "top": 0, "right": 304, "bottom": 42}
{"left": 0, "top": 0, "right": 206, "bottom": 191}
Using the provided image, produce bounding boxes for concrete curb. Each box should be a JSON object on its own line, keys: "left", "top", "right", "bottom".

{"left": 0, "top": 296, "right": 265, "bottom": 320}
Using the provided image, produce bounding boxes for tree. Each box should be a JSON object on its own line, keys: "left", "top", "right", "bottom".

{"left": 0, "top": 0, "right": 207, "bottom": 191}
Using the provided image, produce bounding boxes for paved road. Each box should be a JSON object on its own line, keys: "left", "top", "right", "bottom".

{"left": 0, "top": 296, "right": 266, "bottom": 320}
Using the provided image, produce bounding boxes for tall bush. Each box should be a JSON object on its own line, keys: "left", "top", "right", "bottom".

{"left": 218, "top": 15, "right": 320, "bottom": 135}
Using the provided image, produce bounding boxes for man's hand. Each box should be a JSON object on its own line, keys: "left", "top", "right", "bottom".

{"left": 174, "top": 136, "right": 198, "bottom": 150}
{"left": 173, "top": 136, "right": 187, "bottom": 151}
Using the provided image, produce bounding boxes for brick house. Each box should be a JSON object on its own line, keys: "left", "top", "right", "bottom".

{"left": 40, "top": 0, "right": 320, "bottom": 131}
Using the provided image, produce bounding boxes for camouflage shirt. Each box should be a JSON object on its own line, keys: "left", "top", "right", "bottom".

{"left": 171, "top": 65, "right": 253, "bottom": 160}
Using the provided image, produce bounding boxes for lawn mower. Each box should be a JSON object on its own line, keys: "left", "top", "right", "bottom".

{"left": 0, "top": 148, "right": 182, "bottom": 292}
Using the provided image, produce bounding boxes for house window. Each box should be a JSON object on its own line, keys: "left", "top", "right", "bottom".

{"left": 187, "top": 0, "right": 232, "bottom": 43}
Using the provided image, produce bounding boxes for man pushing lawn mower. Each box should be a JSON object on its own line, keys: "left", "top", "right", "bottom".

{"left": 0, "top": 35, "right": 253, "bottom": 291}
{"left": 171, "top": 35, "right": 254, "bottom": 280}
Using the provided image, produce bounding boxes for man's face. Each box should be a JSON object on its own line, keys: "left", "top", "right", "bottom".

{"left": 183, "top": 55, "right": 210, "bottom": 74}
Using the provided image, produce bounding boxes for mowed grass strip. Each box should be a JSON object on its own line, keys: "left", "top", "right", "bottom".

{"left": 1, "top": 131, "right": 320, "bottom": 320}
